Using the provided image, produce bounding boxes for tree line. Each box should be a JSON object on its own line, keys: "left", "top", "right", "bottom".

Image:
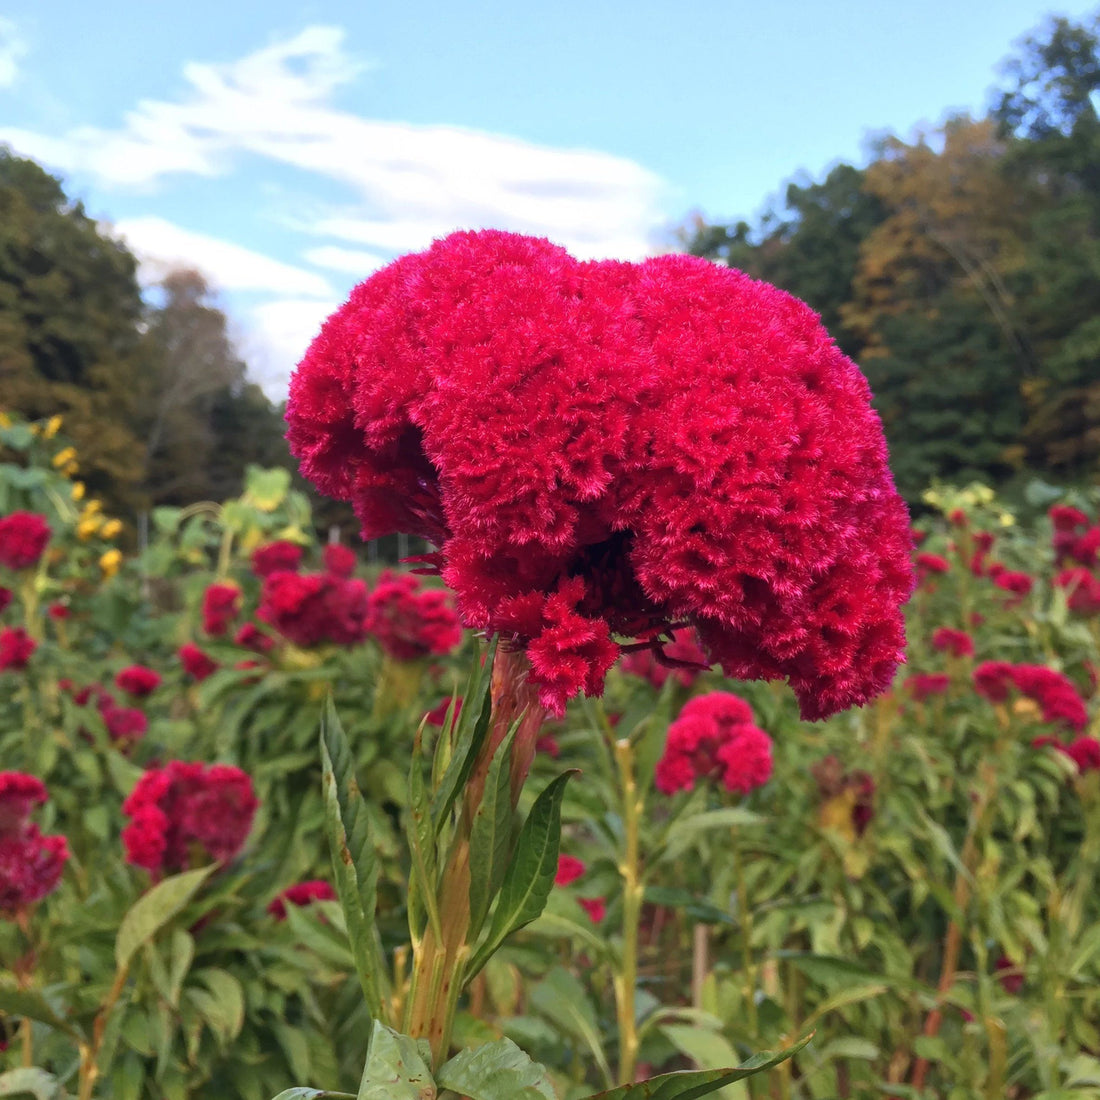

{"left": 685, "top": 11, "right": 1100, "bottom": 500}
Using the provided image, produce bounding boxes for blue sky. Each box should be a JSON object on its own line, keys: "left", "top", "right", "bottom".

{"left": 0, "top": 1, "right": 1093, "bottom": 394}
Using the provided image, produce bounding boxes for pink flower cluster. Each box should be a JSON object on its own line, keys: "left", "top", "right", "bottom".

{"left": 0, "top": 627, "right": 36, "bottom": 671}
{"left": 62, "top": 678, "right": 149, "bottom": 744}
{"left": 202, "top": 583, "right": 241, "bottom": 636}
{"left": 268, "top": 880, "right": 336, "bottom": 920}
{"left": 974, "top": 661, "right": 1089, "bottom": 732}
{"left": 1055, "top": 567, "right": 1100, "bottom": 615}
{"left": 258, "top": 569, "right": 369, "bottom": 647}
{"left": 121, "top": 761, "right": 257, "bottom": 876}
{"left": 905, "top": 672, "right": 950, "bottom": 701}
{"left": 251, "top": 541, "right": 304, "bottom": 579}
{"left": 366, "top": 570, "right": 461, "bottom": 661}
{"left": 931, "top": 627, "right": 974, "bottom": 658}
{"left": 655, "top": 692, "right": 773, "bottom": 795}
{"left": 1051, "top": 505, "right": 1100, "bottom": 567}
{"left": 1034, "top": 734, "right": 1100, "bottom": 773}
{"left": 0, "top": 772, "right": 68, "bottom": 917}
{"left": 286, "top": 230, "right": 913, "bottom": 719}
{"left": 621, "top": 628, "right": 709, "bottom": 689}
{"left": 0, "top": 512, "right": 51, "bottom": 571}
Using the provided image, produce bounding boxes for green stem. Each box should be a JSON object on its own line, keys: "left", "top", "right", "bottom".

{"left": 613, "top": 737, "right": 644, "bottom": 1086}
{"left": 732, "top": 831, "right": 758, "bottom": 1041}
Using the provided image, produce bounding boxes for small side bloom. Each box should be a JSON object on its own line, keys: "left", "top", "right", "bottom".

{"left": 0, "top": 627, "right": 36, "bottom": 671}
{"left": 323, "top": 543, "right": 357, "bottom": 577}
{"left": 115, "top": 665, "right": 162, "bottom": 697}
{"left": 555, "top": 854, "right": 586, "bottom": 886}
{"left": 251, "top": 541, "right": 304, "bottom": 579}
{"left": 905, "top": 672, "right": 950, "bottom": 701}
{"left": 202, "top": 583, "right": 241, "bottom": 636}
{"left": 931, "top": 627, "right": 974, "bottom": 658}
{"left": 268, "top": 880, "right": 337, "bottom": 920}
{"left": 0, "top": 512, "right": 51, "bottom": 570}
{"left": 179, "top": 643, "right": 219, "bottom": 681}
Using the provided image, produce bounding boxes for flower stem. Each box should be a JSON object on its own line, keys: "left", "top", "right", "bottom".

{"left": 613, "top": 736, "right": 644, "bottom": 1086}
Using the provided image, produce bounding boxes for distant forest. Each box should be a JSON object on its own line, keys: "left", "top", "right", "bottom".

{"left": 2, "top": 10, "right": 1098, "bottom": 527}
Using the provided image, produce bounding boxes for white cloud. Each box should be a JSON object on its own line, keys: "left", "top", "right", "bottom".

{"left": 246, "top": 297, "right": 342, "bottom": 396}
{"left": 0, "top": 24, "right": 666, "bottom": 260}
{"left": 0, "top": 18, "right": 27, "bottom": 89}
{"left": 303, "top": 244, "right": 389, "bottom": 277}
{"left": 112, "top": 215, "right": 335, "bottom": 298}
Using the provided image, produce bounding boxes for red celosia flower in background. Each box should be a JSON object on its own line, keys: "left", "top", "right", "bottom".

{"left": 0, "top": 512, "right": 51, "bottom": 571}
{"left": 1051, "top": 505, "right": 1088, "bottom": 531}
{"left": 536, "top": 733, "right": 561, "bottom": 757}
{"left": 251, "top": 541, "right": 303, "bottom": 578}
{"left": 1050, "top": 505, "right": 1098, "bottom": 566}
{"left": 974, "top": 661, "right": 1089, "bottom": 731}
{"left": 425, "top": 696, "right": 461, "bottom": 727}
{"left": 202, "top": 583, "right": 241, "bottom": 636}
{"left": 555, "top": 854, "right": 586, "bottom": 886}
{"left": 101, "top": 705, "right": 148, "bottom": 744}
{"left": 991, "top": 568, "right": 1033, "bottom": 603}
{"left": 115, "top": 665, "right": 161, "bottom": 697}
{"left": 0, "top": 627, "right": 35, "bottom": 671}
{"left": 655, "top": 692, "right": 773, "bottom": 795}
{"left": 1065, "top": 736, "right": 1100, "bottom": 772}
{"left": 969, "top": 532, "right": 995, "bottom": 576}
{"left": 47, "top": 603, "right": 70, "bottom": 620}
{"left": 621, "top": 627, "right": 709, "bottom": 689}
{"left": 948, "top": 509, "right": 968, "bottom": 527}
{"left": 916, "top": 553, "right": 950, "bottom": 577}
{"left": 1055, "top": 568, "right": 1100, "bottom": 615}
{"left": 578, "top": 897, "right": 606, "bottom": 924}
{"left": 905, "top": 672, "right": 951, "bottom": 701}
{"left": 931, "top": 627, "right": 974, "bottom": 658}
{"left": 0, "top": 772, "right": 47, "bottom": 832}
{"left": 121, "top": 761, "right": 258, "bottom": 875}
{"left": 72, "top": 684, "right": 113, "bottom": 709}
{"left": 996, "top": 954, "right": 1023, "bottom": 995}
{"left": 910, "top": 528, "right": 928, "bottom": 546}
{"left": 0, "top": 587, "right": 10, "bottom": 614}
{"left": 323, "top": 543, "right": 357, "bottom": 577}
{"left": 366, "top": 570, "right": 462, "bottom": 661}
{"left": 268, "top": 880, "right": 337, "bottom": 920}
{"left": 179, "top": 643, "right": 219, "bottom": 681}
{"left": 235, "top": 622, "right": 275, "bottom": 653}
{"left": 258, "top": 570, "right": 369, "bottom": 647}
{"left": 286, "top": 230, "right": 913, "bottom": 719}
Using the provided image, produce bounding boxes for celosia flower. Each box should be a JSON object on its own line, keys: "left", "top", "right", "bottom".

{"left": 47, "top": 603, "right": 70, "bottom": 620}
{"left": 366, "top": 570, "right": 462, "bottom": 661}
{"left": 121, "top": 761, "right": 258, "bottom": 875}
{"left": 286, "top": 230, "right": 913, "bottom": 719}
{"left": 969, "top": 532, "right": 995, "bottom": 576}
{"left": 555, "top": 854, "right": 586, "bottom": 886}
{"left": 621, "top": 628, "right": 709, "bottom": 689}
{"left": 0, "top": 772, "right": 47, "bottom": 833}
{"left": 910, "top": 528, "right": 928, "bottom": 546}
{"left": 101, "top": 705, "right": 148, "bottom": 744}
{"left": 235, "top": 622, "right": 275, "bottom": 653}
{"left": 991, "top": 568, "right": 1033, "bottom": 602}
{"left": 905, "top": 672, "right": 950, "bottom": 701}
{"left": 115, "top": 665, "right": 161, "bottom": 697}
{"left": 996, "top": 954, "right": 1023, "bottom": 995}
{"left": 931, "top": 628, "right": 974, "bottom": 658}
{"left": 1055, "top": 568, "right": 1100, "bottom": 615}
{"left": 179, "top": 643, "right": 219, "bottom": 681}
{"left": 0, "top": 512, "right": 51, "bottom": 570}
{"left": 425, "top": 696, "right": 461, "bottom": 727}
{"left": 1066, "top": 736, "right": 1100, "bottom": 772}
{"left": 1050, "top": 505, "right": 1096, "bottom": 566}
{"left": 323, "top": 543, "right": 357, "bottom": 577}
{"left": 973, "top": 661, "right": 1089, "bottom": 731}
{"left": 202, "top": 583, "right": 241, "bottom": 636}
{"left": 0, "top": 825, "right": 69, "bottom": 917}
{"left": 251, "top": 541, "right": 303, "bottom": 579}
{"left": 916, "top": 553, "right": 950, "bottom": 576}
{"left": 72, "top": 683, "right": 113, "bottom": 709}
{"left": 268, "top": 880, "right": 337, "bottom": 920}
{"left": 259, "top": 570, "right": 369, "bottom": 647}
{"left": 0, "top": 587, "right": 10, "bottom": 614}
{"left": 655, "top": 692, "right": 773, "bottom": 795}
{"left": 0, "top": 627, "right": 36, "bottom": 671}
{"left": 578, "top": 897, "right": 606, "bottom": 924}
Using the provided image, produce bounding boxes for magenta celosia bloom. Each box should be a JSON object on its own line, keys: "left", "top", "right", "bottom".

{"left": 916, "top": 553, "right": 950, "bottom": 577}
{"left": 121, "top": 761, "right": 258, "bottom": 875}
{"left": 235, "top": 621, "right": 275, "bottom": 653}
{"left": 47, "top": 603, "right": 69, "bottom": 620}
{"left": 655, "top": 692, "right": 773, "bottom": 795}
{"left": 179, "top": 643, "right": 219, "bottom": 682}
{"left": 0, "top": 825, "right": 69, "bottom": 917}
{"left": 905, "top": 672, "right": 950, "bottom": 701}
{"left": 101, "top": 705, "right": 148, "bottom": 744}
{"left": 258, "top": 570, "right": 369, "bottom": 647}
{"left": 251, "top": 541, "right": 304, "bottom": 579}
{"left": 1055, "top": 568, "right": 1100, "bottom": 615}
{"left": 115, "top": 665, "right": 161, "bottom": 697}
{"left": 286, "top": 230, "right": 913, "bottom": 719}
{"left": 578, "top": 897, "right": 606, "bottom": 924}
{"left": 931, "top": 627, "right": 974, "bottom": 658}
{"left": 268, "top": 880, "right": 337, "bottom": 920}
{"left": 0, "top": 772, "right": 47, "bottom": 833}
{"left": 0, "top": 627, "right": 36, "bottom": 671}
{"left": 366, "top": 570, "right": 462, "bottom": 661}
{"left": 202, "top": 583, "right": 241, "bottom": 636}
{"left": 425, "top": 696, "right": 462, "bottom": 728}
{"left": 555, "top": 854, "right": 586, "bottom": 886}
{"left": 323, "top": 543, "right": 357, "bottom": 577}
{"left": 0, "top": 512, "right": 51, "bottom": 571}
{"left": 621, "top": 627, "right": 708, "bottom": 689}
{"left": 990, "top": 566, "right": 1033, "bottom": 602}
{"left": 974, "top": 661, "right": 1089, "bottom": 731}
{"left": 1065, "top": 736, "right": 1100, "bottom": 772}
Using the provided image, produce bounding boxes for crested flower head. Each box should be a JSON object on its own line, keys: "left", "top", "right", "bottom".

{"left": 0, "top": 512, "right": 51, "bottom": 571}
{"left": 0, "top": 775, "right": 68, "bottom": 916}
{"left": 251, "top": 541, "right": 304, "bottom": 579}
{"left": 931, "top": 627, "right": 974, "bottom": 658}
{"left": 258, "top": 570, "right": 369, "bottom": 647}
{"left": 1055, "top": 568, "right": 1100, "bottom": 615}
{"left": 0, "top": 627, "right": 36, "bottom": 672}
{"left": 179, "top": 643, "right": 219, "bottom": 681}
{"left": 323, "top": 543, "right": 357, "bottom": 577}
{"left": 202, "top": 583, "right": 241, "bottom": 636}
{"left": 655, "top": 691, "right": 773, "bottom": 795}
{"left": 0, "top": 772, "right": 47, "bottom": 833}
{"left": 115, "top": 665, "right": 161, "bottom": 697}
{"left": 905, "top": 672, "right": 951, "bottom": 701}
{"left": 286, "top": 230, "right": 913, "bottom": 718}
{"left": 974, "top": 661, "right": 1089, "bottom": 732}
{"left": 366, "top": 570, "right": 462, "bottom": 661}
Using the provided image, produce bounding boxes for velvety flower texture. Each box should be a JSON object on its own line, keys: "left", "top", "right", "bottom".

{"left": 179, "top": 643, "right": 219, "bottom": 681}
{"left": 323, "top": 543, "right": 357, "bottom": 577}
{"left": 931, "top": 627, "right": 975, "bottom": 658}
{"left": 0, "top": 512, "right": 51, "bottom": 571}
{"left": 621, "top": 628, "right": 709, "bottom": 689}
{"left": 366, "top": 570, "right": 462, "bottom": 661}
{"left": 115, "top": 665, "right": 161, "bottom": 697}
{"left": 286, "top": 230, "right": 913, "bottom": 719}
{"left": 202, "top": 583, "right": 241, "bottom": 636}
{"left": 121, "top": 761, "right": 258, "bottom": 875}
{"left": 251, "top": 541, "right": 304, "bottom": 578}
{"left": 268, "top": 880, "right": 337, "bottom": 920}
{"left": 0, "top": 772, "right": 68, "bottom": 917}
{"left": 258, "top": 570, "right": 369, "bottom": 647}
{"left": 655, "top": 692, "right": 773, "bottom": 795}
{"left": 0, "top": 627, "right": 36, "bottom": 671}
{"left": 974, "top": 661, "right": 1089, "bottom": 732}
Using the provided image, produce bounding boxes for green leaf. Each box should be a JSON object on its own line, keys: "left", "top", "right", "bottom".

{"left": 466, "top": 770, "right": 577, "bottom": 981}
{"left": 116, "top": 866, "right": 216, "bottom": 973}
{"left": 581, "top": 1034, "right": 813, "bottom": 1100}
{"left": 660, "top": 809, "right": 763, "bottom": 864}
{"left": 245, "top": 465, "right": 292, "bottom": 511}
{"left": 269, "top": 1091, "right": 356, "bottom": 1099}
{"left": 0, "top": 1068, "right": 66, "bottom": 1100}
{"left": 406, "top": 730, "right": 443, "bottom": 943}
{"left": 529, "top": 967, "right": 613, "bottom": 1089}
{"left": 320, "top": 697, "right": 386, "bottom": 1021}
{"left": 0, "top": 990, "right": 81, "bottom": 1039}
{"left": 468, "top": 723, "right": 519, "bottom": 938}
{"left": 436, "top": 1036, "right": 556, "bottom": 1100}
{"left": 802, "top": 984, "right": 891, "bottom": 1027}
{"left": 659, "top": 1025, "right": 741, "bottom": 1077}
{"left": 193, "top": 968, "right": 245, "bottom": 1042}
{"left": 356, "top": 1022, "right": 435, "bottom": 1100}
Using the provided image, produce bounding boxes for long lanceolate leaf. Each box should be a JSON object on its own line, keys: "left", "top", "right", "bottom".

{"left": 465, "top": 770, "right": 577, "bottom": 982}
{"left": 319, "top": 697, "right": 387, "bottom": 1022}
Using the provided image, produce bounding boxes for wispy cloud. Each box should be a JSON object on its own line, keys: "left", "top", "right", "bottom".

{"left": 0, "top": 18, "right": 27, "bottom": 89}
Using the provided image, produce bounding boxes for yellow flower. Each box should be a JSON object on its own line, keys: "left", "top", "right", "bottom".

{"left": 99, "top": 549, "right": 123, "bottom": 578}
{"left": 82, "top": 500, "right": 102, "bottom": 516}
{"left": 0, "top": 411, "right": 11, "bottom": 428}
{"left": 52, "top": 447, "right": 77, "bottom": 469}
{"left": 71, "top": 481, "right": 86, "bottom": 502}
{"left": 77, "top": 516, "right": 103, "bottom": 541}
{"left": 43, "top": 415, "right": 63, "bottom": 439}
{"left": 100, "top": 518, "right": 122, "bottom": 540}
